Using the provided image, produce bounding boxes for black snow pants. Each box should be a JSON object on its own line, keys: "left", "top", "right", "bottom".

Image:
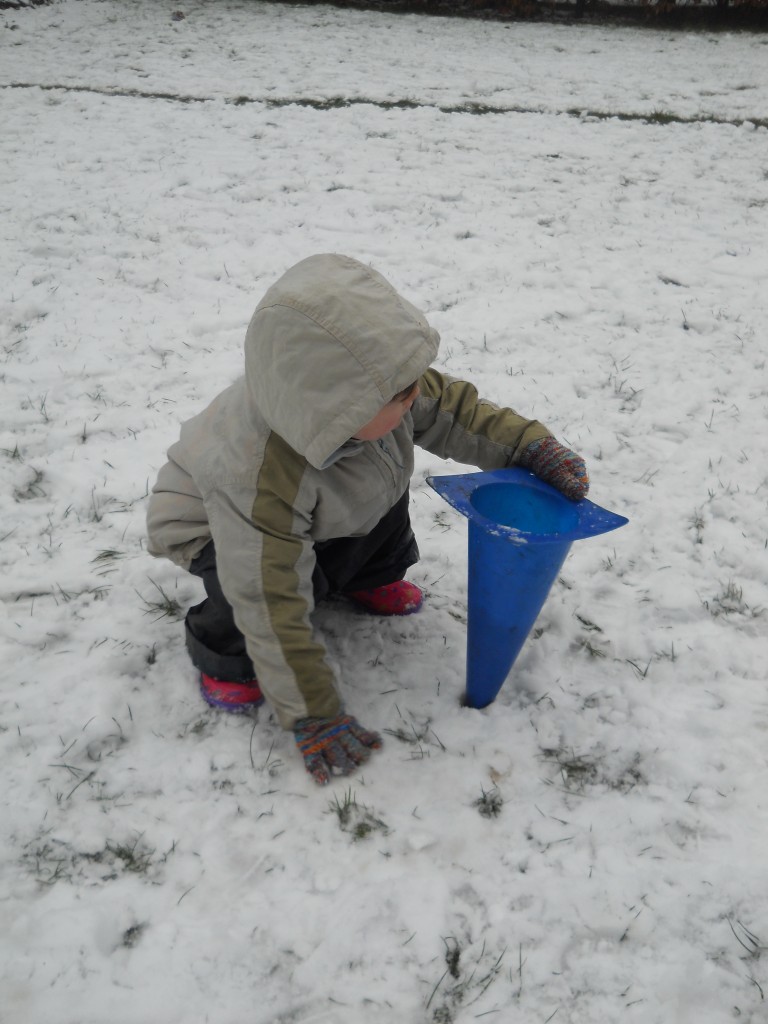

{"left": 184, "top": 490, "right": 419, "bottom": 682}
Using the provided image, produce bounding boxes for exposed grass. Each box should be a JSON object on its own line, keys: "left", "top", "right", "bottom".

{"left": 21, "top": 832, "right": 176, "bottom": 888}
{"left": 383, "top": 708, "right": 446, "bottom": 761}
{"left": 121, "top": 922, "right": 148, "bottom": 948}
{"left": 137, "top": 578, "right": 183, "bottom": 621}
{"left": 540, "top": 747, "right": 644, "bottom": 794}
{"left": 7, "top": 82, "right": 767, "bottom": 130}
{"left": 704, "top": 580, "right": 763, "bottom": 619}
{"left": 426, "top": 936, "right": 507, "bottom": 1022}
{"left": 474, "top": 785, "right": 503, "bottom": 819}
{"left": 577, "top": 637, "right": 608, "bottom": 658}
{"left": 1, "top": 443, "right": 23, "bottom": 460}
{"left": 329, "top": 789, "right": 389, "bottom": 841}
{"left": 91, "top": 549, "right": 126, "bottom": 578}
{"left": 13, "top": 466, "right": 45, "bottom": 501}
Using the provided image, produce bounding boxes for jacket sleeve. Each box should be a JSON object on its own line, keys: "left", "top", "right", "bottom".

{"left": 206, "top": 435, "right": 342, "bottom": 730}
{"left": 411, "top": 368, "right": 551, "bottom": 469}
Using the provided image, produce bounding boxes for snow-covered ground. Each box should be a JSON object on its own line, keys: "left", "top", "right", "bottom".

{"left": 2, "top": 2, "right": 767, "bottom": 1022}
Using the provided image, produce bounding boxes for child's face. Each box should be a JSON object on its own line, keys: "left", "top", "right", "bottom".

{"left": 353, "top": 382, "right": 420, "bottom": 442}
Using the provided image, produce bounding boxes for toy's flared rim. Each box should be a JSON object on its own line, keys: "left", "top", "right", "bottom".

{"left": 428, "top": 467, "right": 628, "bottom": 544}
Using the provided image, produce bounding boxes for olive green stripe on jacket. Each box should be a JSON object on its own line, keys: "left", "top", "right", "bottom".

{"left": 414, "top": 369, "right": 551, "bottom": 469}
{"left": 252, "top": 432, "right": 340, "bottom": 721}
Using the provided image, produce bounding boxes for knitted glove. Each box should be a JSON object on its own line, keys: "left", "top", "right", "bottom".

{"left": 519, "top": 437, "right": 589, "bottom": 501}
{"left": 294, "top": 713, "right": 382, "bottom": 786}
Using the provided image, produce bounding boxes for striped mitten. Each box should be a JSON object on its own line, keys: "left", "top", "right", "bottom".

{"left": 294, "top": 713, "right": 382, "bottom": 786}
{"left": 519, "top": 437, "right": 589, "bottom": 501}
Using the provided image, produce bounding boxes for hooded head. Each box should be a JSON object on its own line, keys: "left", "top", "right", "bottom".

{"left": 245, "top": 254, "right": 440, "bottom": 470}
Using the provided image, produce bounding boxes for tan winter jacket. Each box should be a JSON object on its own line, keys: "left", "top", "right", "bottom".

{"left": 146, "top": 254, "right": 550, "bottom": 728}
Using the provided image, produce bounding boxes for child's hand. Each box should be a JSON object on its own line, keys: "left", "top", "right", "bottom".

{"left": 519, "top": 437, "right": 589, "bottom": 502}
{"left": 294, "top": 713, "right": 382, "bottom": 785}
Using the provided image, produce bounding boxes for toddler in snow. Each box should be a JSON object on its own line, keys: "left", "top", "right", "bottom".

{"left": 146, "top": 254, "right": 588, "bottom": 785}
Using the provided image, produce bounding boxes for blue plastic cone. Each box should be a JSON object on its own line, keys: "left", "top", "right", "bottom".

{"left": 428, "top": 467, "right": 628, "bottom": 708}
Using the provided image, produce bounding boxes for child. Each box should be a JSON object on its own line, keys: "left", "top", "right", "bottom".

{"left": 146, "top": 254, "right": 588, "bottom": 785}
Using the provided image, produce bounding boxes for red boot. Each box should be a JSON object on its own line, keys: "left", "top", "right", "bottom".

{"left": 200, "top": 673, "right": 264, "bottom": 713}
{"left": 347, "top": 580, "right": 423, "bottom": 616}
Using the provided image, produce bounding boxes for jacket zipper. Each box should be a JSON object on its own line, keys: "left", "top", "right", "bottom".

{"left": 365, "top": 438, "right": 399, "bottom": 489}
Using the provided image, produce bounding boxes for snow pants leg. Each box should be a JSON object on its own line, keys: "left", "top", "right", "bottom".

{"left": 184, "top": 490, "right": 419, "bottom": 682}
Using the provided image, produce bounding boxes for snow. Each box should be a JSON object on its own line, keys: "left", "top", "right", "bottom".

{"left": 1, "top": 2, "right": 767, "bottom": 1022}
